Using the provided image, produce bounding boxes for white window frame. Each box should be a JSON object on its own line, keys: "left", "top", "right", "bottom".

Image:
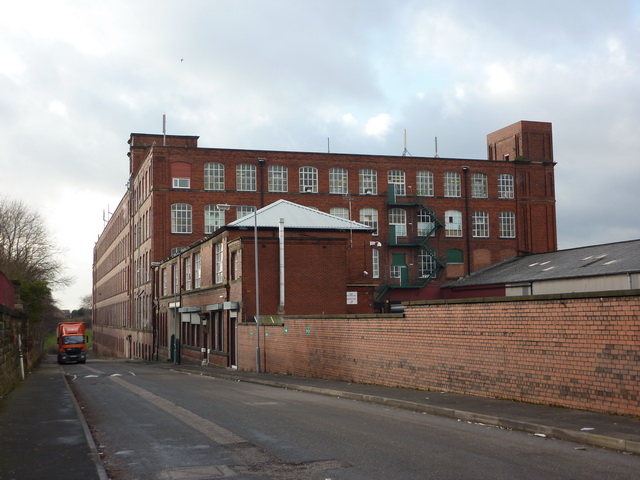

{"left": 359, "top": 169, "right": 377, "bottom": 195}
{"left": 162, "top": 268, "right": 168, "bottom": 296}
{"left": 184, "top": 256, "right": 192, "bottom": 291}
{"left": 416, "top": 170, "right": 434, "bottom": 197}
{"left": 205, "top": 205, "right": 225, "bottom": 234}
{"left": 390, "top": 265, "right": 402, "bottom": 279}
{"left": 194, "top": 252, "right": 201, "bottom": 288}
{"left": 204, "top": 163, "right": 224, "bottom": 191}
{"left": 500, "top": 211, "right": 516, "bottom": 238}
{"left": 171, "top": 203, "right": 192, "bottom": 234}
{"left": 359, "top": 208, "right": 378, "bottom": 236}
{"left": 236, "top": 164, "right": 256, "bottom": 191}
{"left": 237, "top": 206, "right": 255, "bottom": 220}
{"left": 215, "top": 243, "right": 224, "bottom": 284}
{"left": 471, "top": 173, "right": 488, "bottom": 198}
{"left": 419, "top": 249, "right": 437, "bottom": 278}
{"left": 445, "top": 210, "right": 462, "bottom": 237}
{"left": 372, "top": 249, "right": 379, "bottom": 279}
{"left": 388, "top": 170, "right": 406, "bottom": 196}
{"left": 417, "top": 209, "right": 435, "bottom": 237}
{"left": 472, "top": 211, "right": 490, "bottom": 238}
{"left": 330, "top": 207, "right": 349, "bottom": 220}
{"left": 389, "top": 208, "right": 407, "bottom": 237}
{"left": 329, "top": 167, "right": 348, "bottom": 194}
{"left": 172, "top": 177, "right": 190, "bottom": 189}
{"left": 444, "top": 172, "right": 461, "bottom": 198}
{"left": 498, "top": 174, "right": 514, "bottom": 199}
{"left": 299, "top": 166, "right": 318, "bottom": 193}
{"left": 172, "top": 263, "right": 178, "bottom": 294}
{"left": 268, "top": 165, "right": 288, "bottom": 192}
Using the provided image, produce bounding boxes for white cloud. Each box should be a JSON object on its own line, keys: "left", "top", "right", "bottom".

{"left": 365, "top": 114, "right": 393, "bottom": 137}
{"left": 484, "top": 64, "right": 516, "bottom": 96}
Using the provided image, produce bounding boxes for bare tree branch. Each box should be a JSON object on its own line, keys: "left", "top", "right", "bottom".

{"left": 0, "top": 197, "right": 72, "bottom": 287}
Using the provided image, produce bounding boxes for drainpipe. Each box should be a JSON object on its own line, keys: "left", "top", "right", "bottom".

{"left": 278, "top": 218, "right": 285, "bottom": 313}
{"left": 462, "top": 166, "right": 471, "bottom": 275}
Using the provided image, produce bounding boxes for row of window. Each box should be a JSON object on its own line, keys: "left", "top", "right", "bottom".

{"left": 170, "top": 204, "right": 516, "bottom": 239}
{"left": 162, "top": 251, "right": 203, "bottom": 296}
{"left": 160, "top": 241, "right": 441, "bottom": 299}
{"left": 173, "top": 163, "right": 515, "bottom": 199}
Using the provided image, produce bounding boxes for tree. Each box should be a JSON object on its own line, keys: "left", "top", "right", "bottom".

{"left": 0, "top": 197, "right": 71, "bottom": 287}
{"left": 80, "top": 293, "right": 92, "bottom": 311}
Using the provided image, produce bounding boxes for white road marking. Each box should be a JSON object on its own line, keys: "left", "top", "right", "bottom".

{"left": 108, "top": 376, "right": 245, "bottom": 445}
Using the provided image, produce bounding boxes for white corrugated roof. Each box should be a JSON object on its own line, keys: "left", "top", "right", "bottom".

{"left": 227, "top": 199, "right": 371, "bottom": 230}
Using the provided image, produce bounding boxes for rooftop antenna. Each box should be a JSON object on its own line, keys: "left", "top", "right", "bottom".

{"left": 103, "top": 205, "right": 113, "bottom": 227}
{"left": 328, "top": 137, "right": 330, "bottom": 154}
{"left": 402, "top": 129, "right": 412, "bottom": 157}
{"left": 162, "top": 114, "right": 167, "bottom": 146}
{"left": 434, "top": 136, "right": 439, "bottom": 158}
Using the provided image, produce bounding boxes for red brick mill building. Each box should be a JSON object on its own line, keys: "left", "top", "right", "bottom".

{"left": 92, "top": 120, "right": 557, "bottom": 364}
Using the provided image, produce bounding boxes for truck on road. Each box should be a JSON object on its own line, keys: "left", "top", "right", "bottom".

{"left": 57, "top": 322, "right": 87, "bottom": 364}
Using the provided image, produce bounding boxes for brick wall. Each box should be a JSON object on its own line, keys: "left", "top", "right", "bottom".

{"left": 0, "top": 306, "right": 29, "bottom": 397}
{"left": 237, "top": 291, "right": 640, "bottom": 416}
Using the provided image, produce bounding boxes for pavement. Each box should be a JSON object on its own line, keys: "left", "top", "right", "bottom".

{"left": 1, "top": 358, "right": 639, "bottom": 480}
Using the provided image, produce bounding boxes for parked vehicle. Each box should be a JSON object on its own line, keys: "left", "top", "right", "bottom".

{"left": 57, "top": 322, "right": 87, "bottom": 364}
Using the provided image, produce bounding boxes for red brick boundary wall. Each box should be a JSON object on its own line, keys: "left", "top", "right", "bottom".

{"left": 238, "top": 291, "right": 640, "bottom": 417}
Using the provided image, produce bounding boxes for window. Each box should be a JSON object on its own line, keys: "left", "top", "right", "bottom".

{"left": 231, "top": 251, "right": 239, "bottom": 280}
{"left": 184, "top": 256, "right": 192, "bottom": 290}
{"left": 204, "top": 163, "right": 224, "bottom": 191}
{"left": 359, "top": 169, "right": 377, "bottom": 195}
{"left": 388, "top": 208, "right": 407, "bottom": 237}
{"left": 472, "top": 211, "right": 490, "bottom": 238}
{"left": 498, "top": 174, "right": 514, "bottom": 199}
{"left": 194, "top": 252, "right": 201, "bottom": 288}
{"left": 471, "top": 173, "right": 488, "bottom": 198}
{"left": 205, "top": 205, "right": 225, "bottom": 234}
{"left": 388, "top": 170, "right": 406, "bottom": 196}
{"left": 419, "top": 249, "right": 437, "bottom": 278}
{"left": 162, "top": 268, "right": 168, "bottom": 296}
{"left": 237, "top": 206, "right": 254, "bottom": 220}
{"left": 444, "top": 172, "right": 461, "bottom": 197}
{"left": 445, "top": 210, "right": 462, "bottom": 237}
{"left": 359, "top": 208, "right": 378, "bottom": 235}
{"left": 416, "top": 170, "right": 434, "bottom": 196}
{"left": 417, "top": 209, "right": 435, "bottom": 237}
{"left": 500, "top": 211, "right": 516, "bottom": 238}
{"left": 329, "top": 167, "right": 348, "bottom": 194}
{"left": 215, "top": 243, "right": 223, "bottom": 284}
{"left": 299, "top": 166, "right": 318, "bottom": 193}
{"left": 330, "top": 207, "right": 349, "bottom": 220}
{"left": 268, "top": 165, "right": 288, "bottom": 192}
{"left": 172, "top": 177, "right": 190, "bottom": 189}
{"left": 236, "top": 164, "right": 256, "bottom": 191}
{"left": 171, "top": 203, "right": 192, "bottom": 234}
{"left": 172, "top": 263, "right": 178, "bottom": 294}
{"left": 390, "top": 253, "right": 406, "bottom": 279}
{"left": 372, "top": 249, "right": 379, "bottom": 279}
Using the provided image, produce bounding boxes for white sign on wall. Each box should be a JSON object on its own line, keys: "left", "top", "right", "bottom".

{"left": 346, "top": 291, "right": 358, "bottom": 305}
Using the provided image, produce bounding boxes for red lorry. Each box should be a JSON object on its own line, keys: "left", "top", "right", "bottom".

{"left": 57, "top": 322, "right": 87, "bottom": 364}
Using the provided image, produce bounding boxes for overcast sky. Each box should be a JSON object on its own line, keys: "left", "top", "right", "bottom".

{"left": 1, "top": 0, "right": 639, "bottom": 310}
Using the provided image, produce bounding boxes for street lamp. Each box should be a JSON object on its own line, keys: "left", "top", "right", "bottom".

{"left": 216, "top": 204, "right": 261, "bottom": 373}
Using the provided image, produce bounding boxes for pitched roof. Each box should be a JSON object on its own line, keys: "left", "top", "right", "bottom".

{"left": 445, "top": 239, "right": 640, "bottom": 288}
{"left": 227, "top": 199, "right": 372, "bottom": 231}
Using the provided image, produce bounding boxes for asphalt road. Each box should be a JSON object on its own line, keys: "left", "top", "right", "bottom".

{"left": 65, "top": 360, "right": 640, "bottom": 479}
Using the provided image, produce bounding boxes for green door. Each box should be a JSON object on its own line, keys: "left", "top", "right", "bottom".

{"left": 391, "top": 253, "right": 408, "bottom": 286}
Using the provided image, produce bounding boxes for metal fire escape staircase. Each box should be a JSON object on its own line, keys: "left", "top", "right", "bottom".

{"left": 375, "top": 184, "right": 445, "bottom": 301}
